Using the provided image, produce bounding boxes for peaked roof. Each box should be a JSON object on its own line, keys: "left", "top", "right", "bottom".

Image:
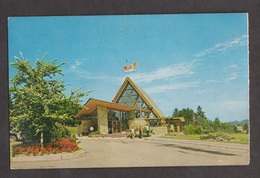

{"left": 112, "top": 77, "right": 165, "bottom": 118}
{"left": 75, "top": 98, "right": 151, "bottom": 118}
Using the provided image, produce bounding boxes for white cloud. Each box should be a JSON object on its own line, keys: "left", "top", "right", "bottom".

{"left": 81, "top": 74, "right": 115, "bottom": 81}
{"left": 121, "top": 60, "right": 196, "bottom": 85}
{"left": 219, "top": 101, "right": 248, "bottom": 109}
{"left": 226, "top": 64, "right": 238, "bottom": 69}
{"left": 193, "top": 35, "right": 247, "bottom": 58}
{"left": 144, "top": 82, "right": 200, "bottom": 94}
{"left": 70, "top": 60, "right": 82, "bottom": 70}
{"left": 226, "top": 72, "right": 238, "bottom": 81}
{"left": 205, "top": 80, "right": 219, "bottom": 84}
{"left": 194, "top": 90, "right": 208, "bottom": 95}
{"left": 224, "top": 63, "right": 240, "bottom": 82}
{"left": 71, "top": 68, "right": 116, "bottom": 81}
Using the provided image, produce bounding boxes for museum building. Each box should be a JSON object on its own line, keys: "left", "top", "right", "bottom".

{"left": 76, "top": 77, "right": 184, "bottom": 135}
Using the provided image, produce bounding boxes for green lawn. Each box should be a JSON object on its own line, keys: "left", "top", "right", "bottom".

{"left": 67, "top": 126, "right": 78, "bottom": 136}
{"left": 161, "top": 133, "right": 249, "bottom": 144}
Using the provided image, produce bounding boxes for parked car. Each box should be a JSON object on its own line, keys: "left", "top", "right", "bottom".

{"left": 10, "top": 130, "right": 23, "bottom": 142}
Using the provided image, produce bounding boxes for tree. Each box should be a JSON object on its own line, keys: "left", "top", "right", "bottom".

{"left": 243, "top": 123, "right": 248, "bottom": 133}
{"left": 195, "top": 105, "right": 205, "bottom": 125}
{"left": 9, "top": 54, "right": 89, "bottom": 146}
{"left": 213, "top": 117, "right": 221, "bottom": 131}
{"left": 219, "top": 122, "right": 233, "bottom": 133}
{"left": 178, "top": 108, "right": 195, "bottom": 126}
{"left": 172, "top": 108, "right": 179, "bottom": 117}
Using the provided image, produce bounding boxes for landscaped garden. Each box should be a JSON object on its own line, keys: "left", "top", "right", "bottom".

{"left": 9, "top": 55, "right": 89, "bottom": 157}
{"left": 161, "top": 106, "right": 249, "bottom": 144}
{"left": 15, "top": 135, "right": 79, "bottom": 156}
{"left": 161, "top": 133, "right": 249, "bottom": 144}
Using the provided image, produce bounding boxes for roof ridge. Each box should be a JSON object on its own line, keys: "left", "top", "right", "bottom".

{"left": 113, "top": 77, "right": 165, "bottom": 118}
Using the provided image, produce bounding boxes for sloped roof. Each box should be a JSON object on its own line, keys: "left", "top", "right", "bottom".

{"left": 76, "top": 98, "right": 150, "bottom": 118}
{"left": 164, "top": 116, "right": 185, "bottom": 122}
{"left": 113, "top": 77, "right": 165, "bottom": 118}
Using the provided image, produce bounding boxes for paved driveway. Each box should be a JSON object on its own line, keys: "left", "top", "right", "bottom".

{"left": 11, "top": 136, "right": 249, "bottom": 169}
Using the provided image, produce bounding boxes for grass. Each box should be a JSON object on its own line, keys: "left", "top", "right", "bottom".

{"left": 161, "top": 132, "right": 249, "bottom": 144}
{"left": 67, "top": 126, "right": 78, "bottom": 136}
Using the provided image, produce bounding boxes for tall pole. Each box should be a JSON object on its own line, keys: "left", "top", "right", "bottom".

{"left": 138, "top": 61, "right": 142, "bottom": 119}
{"left": 138, "top": 61, "right": 145, "bottom": 129}
{"left": 140, "top": 98, "right": 142, "bottom": 118}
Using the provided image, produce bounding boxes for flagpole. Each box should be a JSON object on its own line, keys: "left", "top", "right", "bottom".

{"left": 138, "top": 61, "right": 142, "bottom": 119}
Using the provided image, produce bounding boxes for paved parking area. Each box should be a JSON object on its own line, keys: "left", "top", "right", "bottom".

{"left": 11, "top": 136, "right": 249, "bottom": 169}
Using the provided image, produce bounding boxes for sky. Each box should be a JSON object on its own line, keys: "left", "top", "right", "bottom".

{"left": 8, "top": 14, "right": 249, "bottom": 122}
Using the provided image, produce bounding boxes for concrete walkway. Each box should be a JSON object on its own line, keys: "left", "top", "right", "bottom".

{"left": 11, "top": 135, "right": 249, "bottom": 169}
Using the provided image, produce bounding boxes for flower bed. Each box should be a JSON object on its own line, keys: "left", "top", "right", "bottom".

{"left": 15, "top": 135, "right": 79, "bottom": 156}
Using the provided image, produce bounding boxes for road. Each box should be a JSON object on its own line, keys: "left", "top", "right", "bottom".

{"left": 11, "top": 136, "right": 249, "bottom": 169}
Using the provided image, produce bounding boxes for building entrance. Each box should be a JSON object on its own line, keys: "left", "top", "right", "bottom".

{"left": 108, "top": 109, "right": 129, "bottom": 134}
{"left": 112, "top": 120, "right": 122, "bottom": 133}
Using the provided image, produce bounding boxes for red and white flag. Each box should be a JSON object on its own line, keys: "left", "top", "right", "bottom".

{"left": 124, "top": 62, "right": 137, "bottom": 72}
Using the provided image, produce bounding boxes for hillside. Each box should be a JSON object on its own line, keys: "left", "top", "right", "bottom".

{"left": 228, "top": 119, "right": 248, "bottom": 126}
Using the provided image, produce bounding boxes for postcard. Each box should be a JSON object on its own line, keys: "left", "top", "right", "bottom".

{"left": 8, "top": 14, "right": 249, "bottom": 169}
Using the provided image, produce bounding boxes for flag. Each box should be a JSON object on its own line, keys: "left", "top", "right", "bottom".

{"left": 124, "top": 62, "right": 137, "bottom": 72}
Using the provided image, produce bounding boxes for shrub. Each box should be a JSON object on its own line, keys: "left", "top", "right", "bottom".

{"left": 68, "top": 134, "right": 78, "bottom": 142}
{"left": 53, "top": 123, "right": 71, "bottom": 139}
{"left": 183, "top": 125, "right": 206, "bottom": 135}
{"left": 200, "top": 134, "right": 236, "bottom": 142}
{"left": 142, "top": 127, "right": 151, "bottom": 137}
{"left": 89, "top": 131, "right": 101, "bottom": 136}
{"left": 183, "top": 125, "right": 195, "bottom": 134}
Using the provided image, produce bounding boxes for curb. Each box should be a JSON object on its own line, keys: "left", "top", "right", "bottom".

{"left": 11, "top": 149, "right": 85, "bottom": 162}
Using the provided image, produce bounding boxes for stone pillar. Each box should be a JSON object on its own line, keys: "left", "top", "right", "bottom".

{"left": 177, "top": 120, "right": 181, "bottom": 132}
{"left": 150, "top": 126, "right": 168, "bottom": 135}
{"left": 80, "top": 120, "right": 91, "bottom": 135}
{"left": 97, "top": 105, "right": 108, "bottom": 134}
{"left": 129, "top": 118, "right": 147, "bottom": 130}
{"left": 170, "top": 124, "right": 175, "bottom": 131}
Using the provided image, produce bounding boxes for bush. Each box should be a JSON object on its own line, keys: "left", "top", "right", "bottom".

{"left": 53, "top": 123, "right": 71, "bottom": 139}
{"left": 200, "top": 134, "right": 236, "bottom": 141}
{"left": 183, "top": 125, "right": 209, "bottom": 135}
{"left": 89, "top": 131, "right": 101, "bottom": 136}
{"left": 183, "top": 125, "right": 195, "bottom": 134}
{"left": 142, "top": 127, "right": 152, "bottom": 137}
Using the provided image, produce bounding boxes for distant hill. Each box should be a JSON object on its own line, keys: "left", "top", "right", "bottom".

{"left": 228, "top": 119, "right": 248, "bottom": 126}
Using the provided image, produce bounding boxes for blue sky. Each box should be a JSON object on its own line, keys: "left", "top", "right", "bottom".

{"left": 8, "top": 14, "right": 248, "bottom": 122}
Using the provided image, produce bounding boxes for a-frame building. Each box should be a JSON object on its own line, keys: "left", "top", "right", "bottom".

{"left": 112, "top": 77, "right": 165, "bottom": 119}
{"left": 76, "top": 77, "right": 184, "bottom": 135}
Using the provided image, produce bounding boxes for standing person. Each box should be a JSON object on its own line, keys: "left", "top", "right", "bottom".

{"left": 89, "top": 126, "right": 94, "bottom": 134}
{"left": 138, "top": 125, "right": 142, "bottom": 138}
{"left": 145, "top": 124, "right": 149, "bottom": 137}
{"left": 131, "top": 128, "right": 135, "bottom": 139}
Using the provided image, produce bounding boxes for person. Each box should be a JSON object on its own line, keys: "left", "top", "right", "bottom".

{"left": 89, "top": 126, "right": 94, "bottom": 133}
{"left": 131, "top": 128, "right": 135, "bottom": 139}
{"left": 138, "top": 125, "right": 142, "bottom": 138}
{"left": 145, "top": 124, "right": 149, "bottom": 137}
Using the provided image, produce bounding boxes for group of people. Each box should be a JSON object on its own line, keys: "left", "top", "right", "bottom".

{"left": 131, "top": 124, "right": 150, "bottom": 139}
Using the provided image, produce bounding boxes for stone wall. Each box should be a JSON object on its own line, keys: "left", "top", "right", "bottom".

{"left": 97, "top": 105, "right": 108, "bottom": 134}
{"left": 129, "top": 118, "right": 149, "bottom": 130}
{"left": 150, "top": 126, "right": 168, "bottom": 135}
{"left": 78, "top": 120, "right": 91, "bottom": 134}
